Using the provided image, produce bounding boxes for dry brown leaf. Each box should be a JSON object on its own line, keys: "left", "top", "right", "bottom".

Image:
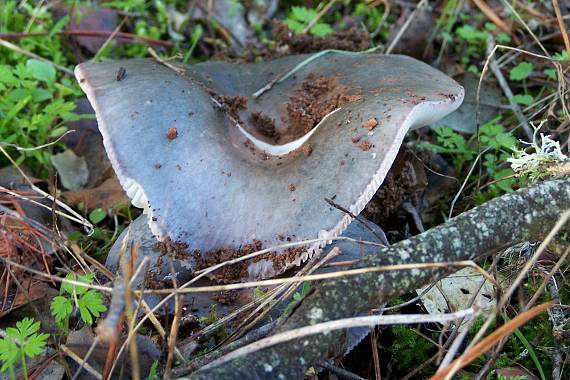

{"left": 63, "top": 174, "right": 129, "bottom": 211}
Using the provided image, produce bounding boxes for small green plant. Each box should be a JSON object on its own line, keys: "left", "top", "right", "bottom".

{"left": 148, "top": 360, "right": 159, "bottom": 380}
{"left": 509, "top": 62, "right": 533, "bottom": 81}
{"left": 50, "top": 272, "right": 107, "bottom": 330}
{"left": 0, "top": 60, "right": 80, "bottom": 175}
{"left": 283, "top": 281, "right": 311, "bottom": 315}
{"left": 452, "top": 21, "right": 510, "bottom": 73}
{"left": 285, "top": 6, "right": 333, "bottom": 37}
{"left": 421, "top": 117, "right": 521, "bottom": 200}
{"left": 0, "top": 318, "right": 49, "bottom": 380}
{"left": 385, "top": 326, "right": 434, "bottom": 372}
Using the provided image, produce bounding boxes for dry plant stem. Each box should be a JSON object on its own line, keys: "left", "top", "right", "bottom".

{"left": 0, "top": 146, "right": 93, "bottom": 231}
{"left": 0, "top": 30, "right": 174, "bottom": 47}
{"left": 92, "top": 16, "right": 127, "bottom": 61}
{"left": 472, "top": 0, "right": 513, "bottom": 36}
{"left": 164, "top": 257, "right": 182, "bottom": 378}
{"left": 370, "top": 327, "right": 382, "bottom": 380}
{"left": 122, "top": 244, "right": 140, "bottom": 380}
{"left": 302, "top": 0, "right": 337, "bottom": 34}
{"left": 71, "top": 336, "right": 100, "bottom": 380}
{"left": 315, "top": 360, "right": 365, "bottom": 380}
{"left": 0, "top": 38, "right": 73, "bottom": 74}
{"left": 546, "top": 279, "right": 565, "bottom": 380}
{"left": 142, "top": 261, "right": 496, "bottom": 295}
{"left": 527, "top": 245, "right": 570, "bottom": 307}
{"left": 485, "top": 36, "right": 533, "bottom": 139}
{"left": 443, "top": 208, "right": 570, "bottom": 380}
{"left": 203, "top": 308, "right": 481, "bottom": 369}
{"left": 174, "top": 322, "right": 278, "bottom": 376}
{"left": 385, "top": 0, "right": 427, "bottom": 54}
{"left": 60, "top": 344, "right": 103, "bottom": 379}
{"left": 431, "top": 302, "right": 554, "bottom": 380}
{"left": 551, "top": 0, "right": 570, "bottom": 58}
{"left": 500, "top": 0, "right": 550, "bottom": 57}
{"left": 188, "top": 176, "right": 570, "bottom": 379}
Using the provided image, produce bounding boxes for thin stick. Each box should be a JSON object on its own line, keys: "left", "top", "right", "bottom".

{"left": 527, "top": 245, "right": 570, "bottom": 308}
{"left": 60, "top": 344, "right": 102, "bottom": 379}
{"left": 71, "top": 336, "right": 100, "bottom": 380}
{"left": 252, "top": 46, "right": 381, "bottom": 98}
{"left": 385, "top": 0, "right": 427, "bottom": 54}
{"left": 148, "top": 47, "right": 185, "bottom": 75}
{"left": 472, "top": 0, "right": 512, "bottom": 35}
{"left": 0, "top": 38, "right": 73, "bottom": 74}
{"left": 92, "top": 16, "right": 127, "bottom": 61}
{"left": 122, "top": 244, "right": 140, "bottom": 380}
{"left": 138, "top": 260, "right": 498, "bottom": 295}
{"left": 164, "top": 257, "right": 182, "bottom": 378}
{"left": 552, "top": 0, "right": 570, "bottom": 58}
{"left": 0, "top": 30, "right": 173, "bottom": 47}
{"left": 442, "top": 209, "right": 570, "bottom": 379}
{"left": 302, "top": 0, "right": 337, "bottom": 34}
{"left": 370, "top": 326, "right": 382, "bottom": 380}
{"left": 316, "top": 360, "right": 365, "bottom": 380}
{"left": 325, "top": 197, "right": 388, "bottom": 245}
{"left": 204, "top": 307, "right": 481, "bottom": 369}
{"left": 485, "top": 36, "right": 533, "bottom": 139}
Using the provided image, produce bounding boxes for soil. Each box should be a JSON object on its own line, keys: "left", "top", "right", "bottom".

{"left": 217, "top": 95, "right": 248, "bottom": 121}
{"left": 167, "top": 127, "right": 178, "bottom": 140}
{"left": 186, "top": 240, "right": 306, "bottom": 283}
{"left": 363, "top": 117, "right": 378, "bottom": 130}
{"left": 275, "top": 24, "right": 372, "bottom": 54}
{"left": 363, "top": 149, "right": 428, "bottom": 226}
{"left": 359, "top": 140, "right": 372, "bottom": 151}
{"left": 283, "top": 74, "right": 361, "bottom": 142}
{"left": 249, "top": 111, "right": 279, "bottom": 140}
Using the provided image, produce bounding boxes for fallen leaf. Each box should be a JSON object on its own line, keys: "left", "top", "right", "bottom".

{"left": 418, "top": 267, "right": 498, "bottom": 331}
{"left": 63, "top": 174, "right": 130, "bottom": 211}
{"left": 62, "top": 98, "right": 111, "bottom": 188}
{"left": 51, "top": 150, "right": 89, "bottom": 191}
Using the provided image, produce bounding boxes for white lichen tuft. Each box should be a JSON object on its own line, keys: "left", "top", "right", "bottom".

{"left": 507, "top": 120, "right": 568, "bottom": 180}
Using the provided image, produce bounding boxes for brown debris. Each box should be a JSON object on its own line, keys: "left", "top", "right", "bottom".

{"left": 167, "top": 127, "right": 178, "bottom": 140}
{"left": 116, "top": 67, "right": 126, "bottom": 81}
{"left": 288, "top": 183, "right": 296, "bottom": 192}
{"left": 284, "top": 75, "right": 361, "bottom": 141}
{"left": 275, "top": 25, "right": 372, "bottom": 54}
{"left": 217, "top": 95, "right": 248, "bottom": 121}
{"left": 360, "top": 141, "right": 372, "bottom": 152}
{"left": 302, "top": 143, "right": 313, "bottom": 157}
{"left": 359, "top": 141, "right": 372, "bottom": 151}
{"left": 249, "top": 112, "right": 279, "bottom": 140}
{"left": 363, "top": 117, "right": 378, "bottom": 130}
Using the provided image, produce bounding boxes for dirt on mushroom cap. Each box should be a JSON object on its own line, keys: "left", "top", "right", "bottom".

{"left": 280, "top": 74, "right": 362, "bottom": 143}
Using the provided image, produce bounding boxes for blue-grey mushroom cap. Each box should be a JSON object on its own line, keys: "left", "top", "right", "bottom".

{"left": 75, "top": 53, "right": 463, "bottom": 280}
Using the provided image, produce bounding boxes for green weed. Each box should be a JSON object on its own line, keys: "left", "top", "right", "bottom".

{"left": 0, "top": 318, "right": 49, "bottom": 380}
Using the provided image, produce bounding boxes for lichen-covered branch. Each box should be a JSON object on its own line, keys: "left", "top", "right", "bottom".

{"left": 187, "top": 177, "right": 570, "bottom": 380}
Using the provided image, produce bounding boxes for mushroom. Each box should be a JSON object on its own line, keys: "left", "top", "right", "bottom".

{"left": 75, "top": 53, "right": 464, "bottom": 281}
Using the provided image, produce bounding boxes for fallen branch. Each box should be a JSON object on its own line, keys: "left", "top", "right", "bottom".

{"left": 187, "top": 175, "right": 570, "bottom": 379}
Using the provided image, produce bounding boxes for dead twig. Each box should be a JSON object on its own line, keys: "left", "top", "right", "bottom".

{"left": 485, "top": 36, "right": 533, "bottom": 139}
{"left": 0, "top": 38, "right": 73, "bottom": 74}
{"left": 0, "top": 30, "right": 174, "bottom": 47}
{"left": 302, "top": 0, "right": 337, "bottom": 34}
{"left": 552, "top": 0, "right": 570, "bottom": 58}
{"left": 316, "top": 360, "right": 366, "bottom": 380}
